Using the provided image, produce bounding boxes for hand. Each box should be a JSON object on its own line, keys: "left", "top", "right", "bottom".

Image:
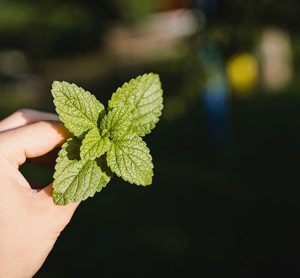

{"left": 0, "top": 109, "right": 79, "bottom": 278}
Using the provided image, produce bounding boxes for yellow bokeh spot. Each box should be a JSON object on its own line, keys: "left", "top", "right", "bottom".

{"left": 226, "top": 53, "right": 258, "bottom": 96}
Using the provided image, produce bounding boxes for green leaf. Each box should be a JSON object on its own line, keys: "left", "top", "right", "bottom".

{"left": 101, "top": 105, "right": 132, "bottom": 139}
{"left": 80, "top": 128, "right": 110, "bottom": 161}
{"left": 53, "top": 138, "right": 112, "bottom": 205}
{"left": 107, "top": 134, "right": 153, "bottom": 186}
{"left": 52, "top": 73, "right": 163, "bottom": 205}
{"left": 108, "top": 73, "right": 163, "bottom": 136}
{"left": 52, "top": 81, "right": 105, "bottom": 137}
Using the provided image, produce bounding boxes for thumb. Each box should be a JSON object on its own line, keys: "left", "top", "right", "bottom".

{"left": 0, "top": 121, "right": 71, "bottom": 167}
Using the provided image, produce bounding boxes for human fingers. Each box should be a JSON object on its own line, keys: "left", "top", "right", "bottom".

{"left": 27, "top": 148, "right": 59, "bottom": 167}
{"left": 0, "top": 121, "right": 71, "bottom": 167}
{"left": 39, "top": 184, "right": 80, "bottom": 214}
{"left": 0, "top": 109, "right": 60, "bottom": 132}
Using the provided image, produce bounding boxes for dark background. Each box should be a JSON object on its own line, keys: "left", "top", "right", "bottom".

{"left": 1, "top": 0, "right": 300, "bottom": 277}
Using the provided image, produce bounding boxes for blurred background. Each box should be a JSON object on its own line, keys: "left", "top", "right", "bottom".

{"left": 1, "top": 0, "right": 300, "bottom": 277}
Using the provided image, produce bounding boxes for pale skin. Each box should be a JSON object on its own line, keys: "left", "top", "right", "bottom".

{"left": 0, "top": 109, "right": 79, "bottom": 278}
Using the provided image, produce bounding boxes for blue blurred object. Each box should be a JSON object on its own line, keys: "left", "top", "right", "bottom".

{"left": 200, "top": 44, "right": 230, "bottom": 146}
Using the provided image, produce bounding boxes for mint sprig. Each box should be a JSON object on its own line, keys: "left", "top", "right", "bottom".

{"left": 51, "top": 73, "right": 163, "bottom": 205}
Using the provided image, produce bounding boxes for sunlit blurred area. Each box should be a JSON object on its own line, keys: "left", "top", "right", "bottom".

{"left": 2, "top": 0, "right": 300, "bottom": 277}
